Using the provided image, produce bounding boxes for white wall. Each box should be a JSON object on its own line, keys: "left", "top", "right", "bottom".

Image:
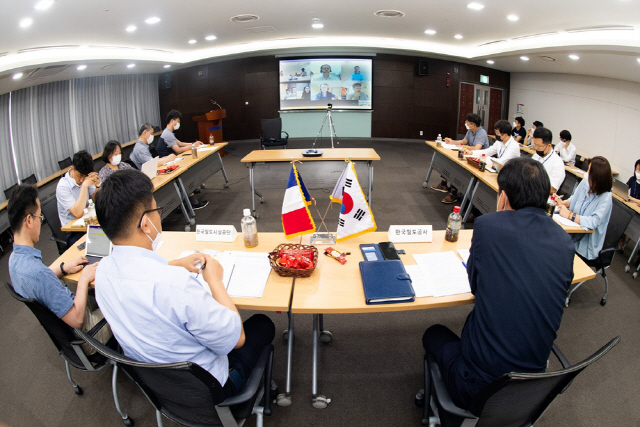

{"left": 508, "top": 72, "right": 640, "bottom": 179}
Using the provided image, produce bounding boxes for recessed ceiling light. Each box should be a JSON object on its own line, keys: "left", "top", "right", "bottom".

{"left": 77, "top": 65, "right": 87, "bottom": 70}
{"left": 569, "top": 54, "right": 580, "bottom": 60}
{"left": 454, "top": 34, "right": 463, "bottom": 39}
{"left": 145, "top": 17, "right": 160, "bottom": 24}
{"left": 188, "top": 39, "right": 197, "bottom": 44}
{"left": 34, "top": 0, "right": 54, "bottom": 10}
{"left": 19, "top": 18, "right": 33, "bottom": 28}
{"left": 424, "top": 29, "right": 436, "bottom": 35}
{"left": 374, "top": 10, "right": 405, "bottom": 18}
{"left": 467, "top": 3, "right": 484, "bottom": 10}
{"left": 164, "top": 65, "right": 171, "bottom": 68}
{"left": 127, "top": 63, "right": 135, "bottom": 68}
{"left": 507, "top": 15, "right": 519, "bottom": 21}
{"left": 487, "top": 60, "right": 495, "bottom": 64}
{"left": 126, "top": 25, "right": 136, "bottom": 32}
{"left": 312, "top": 23, "right": 324, "bottom": 29}
{"left": 13, "top": 73, "right": 23, "bottom": 80}
{"left": 637, "top": 58, "right": 640, "bottom": 64}
{"left": 520, "top": 56, "right": 530, "bottom": 61}
{"left": 205, "top": 35, "right": 217, "bottom": 41}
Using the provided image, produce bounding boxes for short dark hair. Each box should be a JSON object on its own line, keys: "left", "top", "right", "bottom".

{"left": 101, "top": 140, "right": 122, "bottom": 164}
{"left": 494, "top": 120, "right": 512, "bottom": 136}
{"left": 588, "top": 156, "right": 612, "bottom": 195}
{"left": 497, "top": 157, "right": 549, "bottom": 210}
{"left": 72, "top": 150, "right": 94, "bottom": 176}
{"left": 515, "top": 116, "right": 525, "bottom": 127}
{"left": 635, "top": 159, "right": 640, "bottom": 171}
{"left": 533, "top": 127, "right": 553, "bottom": 144}
{"left": 95, "top": 169, "right": 154, "bottom": 242}
{"left": 466, "top": 113, "right": 482, "bottom": 127}
{"left": 138, "top": 123, "right": 153, "bottom": 137}
{"left": 532, "top": 120, "right": 544, "bottom": 128}
{"left": 559, "top": 130, "right": 572, "bottom": 141}
{"left": 8, "top": 184, "right": 39, "bottom": 233}
{"left": 352, "top": 82, "right": 362, "bottom": 88}
{"left": 166, "top": 109, "right": 182, "bottom": 125}
{"left": 320, "top": 64, "right": 331, "bottom": 72}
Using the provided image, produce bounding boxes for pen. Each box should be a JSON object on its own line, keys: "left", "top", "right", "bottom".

{"left": 195, "top": 261, "right": 206, "bottom": 279}
{"left": 461, "top": 261, "right": 467, "bottom": 269}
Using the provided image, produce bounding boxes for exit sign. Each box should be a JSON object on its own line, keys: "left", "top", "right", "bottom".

{"left": 480, "top": 75, "right": 489, "bottom": 84}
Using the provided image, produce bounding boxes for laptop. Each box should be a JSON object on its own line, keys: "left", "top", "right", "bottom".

{"left": 85, "top": 225, "right": 112, "bottom": 264}
{"left": 611, "top": 178, "right": 630, "bottom": 201}
{"left": 141, "top": 157, "right": 160, "bottom": 180}
{"left": 489, "top": 157, "right": 506, "bottom": 173}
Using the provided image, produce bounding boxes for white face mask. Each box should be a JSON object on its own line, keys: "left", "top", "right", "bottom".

{"left": 173, "top": 122, "right": 180, "bottom": 130}
{"left": 496, "top": 192, "right": 507, "bottom": 212}
{"left": 147, "top": 134, "right": 154, "bottom": 144}
{"left": 144, "top": 216, "right": 162, "bottom": 252}
{"left": 111, "top": 154, "right": 121, "bottom": 166}
{"left": 464, "top": 123, "right": 470, "bottom": 130}
{"left": 512, "top": 122, "right": 517, "bottom": 128}
{"left": 636, "top": 171, "right": 640, "bottom": 180}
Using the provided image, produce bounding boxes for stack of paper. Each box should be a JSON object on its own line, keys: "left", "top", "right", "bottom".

{"left": 409, "top": 251, "right": 471, "bottom": 297}
{"left": 441, "top": 143, "right": 461, "bottom": 150}
{"left": 553, "top": 214, "right": 581, "bottom": 228}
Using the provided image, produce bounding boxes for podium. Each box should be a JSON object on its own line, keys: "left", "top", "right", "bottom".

{"left": 193, "top": 109, "right": 226, "bottom": 144}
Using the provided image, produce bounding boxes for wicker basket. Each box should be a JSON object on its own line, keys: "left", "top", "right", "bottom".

{"left": 466, "top": 157, "right": 482, "bottom": 170}
{"left": 268, "top": 244, "right": 319, "bottom": 277}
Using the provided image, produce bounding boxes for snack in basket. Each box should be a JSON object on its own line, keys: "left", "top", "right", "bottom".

{"left": 277, "top": 249, "right": 315, "bottom": 270}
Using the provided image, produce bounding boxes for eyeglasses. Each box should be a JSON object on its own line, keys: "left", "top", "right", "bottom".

{"left": 27, "top": 213, "right": 45, "bottom": 225}
{"left": 137, "top": 206, "right": 164, "bottom": 228}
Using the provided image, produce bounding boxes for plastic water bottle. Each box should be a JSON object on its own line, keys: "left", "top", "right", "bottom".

{"left": 241, "top": 208, "right": 259, "bottom": 248}
{"left": 479, "top": 154, "right": 486, "bottom": 172}
{"left": 83, "top": 208, "right": 91, "bottom": 226}
{"left": 436, "top": 134, "right": 442, "bottom": 143}
{"left": 209, "top": 133, "right": 214, "bottom": 144}
{"left": 87, "top": 199, "right": 97, "bottom": 224}
{"left": 445, "top": 206, "right": 462, "bottom": 242}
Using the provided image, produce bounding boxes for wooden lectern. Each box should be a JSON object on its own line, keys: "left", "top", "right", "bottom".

{"left": 193, "top": 109, "right": 226, "bottom": 144}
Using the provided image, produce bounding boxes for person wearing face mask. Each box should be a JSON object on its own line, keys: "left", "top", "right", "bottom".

{"left": 422, "top": 157, "right": 574, "bottom": 410}
{"left": 531, "top": 127, "right": 565, "bottom": 194}
{"left": 554, "top": 130, "right": 577, "bottom": 166}
{"left": 156, "top": 109, "right": 203, "bottom": 158}
{"left": 130, "top": 123, "right": 176, "bottom": 169}
{"left": 98, "top": 140, "right": 134, "bottom": 182}
{"left": 525, "top": 120, "right": 544, "bottom": 147}
{"left": 465, "top": 120, "right": 520, "bottom": 164}
{"left": 94, "top": 170, "right": 275, "bottom": 397}
{"left": 626, "top": 159, "right": 640, "bottom": 206}
{"left": 512, "top": 116, "right": 526, "bottom": 144}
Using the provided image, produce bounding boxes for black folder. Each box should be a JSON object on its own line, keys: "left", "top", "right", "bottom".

{"left": 359, "top": 260, "right": 415, "bottom": 305}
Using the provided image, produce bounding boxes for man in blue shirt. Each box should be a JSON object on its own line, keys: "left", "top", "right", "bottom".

{"left": 8, "top": 184, "right": 111, "bottom": 354}
{"left": 422, "top": 157, "right": 575, "bottom": 409}
{"left": 94, "top": 170, "right": 274, "bottom": 394}
{"left": 350, "top": 66, "right": 365, "bottom": 81}
{"left": 130, "top": 123, "right": 175, "bottom": 169}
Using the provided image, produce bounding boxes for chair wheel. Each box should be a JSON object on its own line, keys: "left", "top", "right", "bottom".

{"left": 73, "top": 385, "right": 83, "bottom": 395}
{"left": 565, "top": 297, "right": 570, "bottom": 308}
{"left": 223, "top": 183, "right": 229, "bottom": 188}
{"left": 312, "top": 395, "right": 331, "bottom": 409}
{"left": 633, "top": 272, "right": 638, "bottom": 280}
{"left": 254, "top": 212, "right": 259, "bottom": 219}
{"left": 283, "top": 329, "right": 289, "bottom": 341}
{"left": 422, "top": 182, "right": 429, "bottom": 188}
{"left": 625, "top": 265, "right": 630, "bottom": 273}
{"left": 600, "top": 298, "right": 606, "bottom": 306}
{"left": 185, "top": 225, "right": 191, "bottom": 232}
{"left": 189, "top": 218, "right": 196, "bottom": 226}
{"left": 123, "top": 416, "right": 134, "bottom": 426}
{"left": 415, "top": 389, "right": 425, "bottom": 408}
{"left": 260, "top": 198, "right": 265, "bottom": 204}
{"left": 320, "top": 331, "right": 333, "bottom": 343}
{"left": 276, "top": 393, "right": 292, "bottom": 407}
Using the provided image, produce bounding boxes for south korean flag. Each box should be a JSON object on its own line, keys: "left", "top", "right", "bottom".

{"left": 334, "top": 161, "right": 377, "bottom": 242}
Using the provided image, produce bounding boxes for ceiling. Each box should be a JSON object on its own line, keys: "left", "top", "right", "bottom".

{"left": 1, "top": 0, "right": 640, "bottom": 94}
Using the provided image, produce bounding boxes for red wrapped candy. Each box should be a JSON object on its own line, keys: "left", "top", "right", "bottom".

{"left": 277, "top": 249, "right": 315, "bottom": 269}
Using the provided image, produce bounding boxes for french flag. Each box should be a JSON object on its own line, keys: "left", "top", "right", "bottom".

{"left": 282, "top": 164, "right": 316, "bottom": 238}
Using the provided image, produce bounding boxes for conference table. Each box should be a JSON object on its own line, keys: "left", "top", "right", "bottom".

{"left": 240, "top": 148, "right": 380, "bottom": 218}
{"left": 61, "top": 143, "right": 229, "bottom": 233}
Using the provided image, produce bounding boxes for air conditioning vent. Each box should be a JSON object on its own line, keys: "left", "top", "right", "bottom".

{"left": 101, "top": 64, "right": 117, "bottom": 70}
{"left": 26, "top": 65, "right": 68, "bottom": 79}
{"left": 246, "top": 26, "right": 277, "bottom": 34}
{"left": 18, "top": 45, "right": 79, "bottom": 53}
{"left": 512, "top": 32, "right": 558, "bottom": 41}
{"left": 477, "top": 40, "right": 507, "bottom": 47}
{"left": 374, "top": 10, "right": 405, "bottom": 18}
{"left": 89, "top": 45, "right": 135, "bottom": 50}
{"left": 538, "top": 56, "right": 557, "bottom": 61}
{"left": 231, "top": 14, "right": 259, "bottom": 23}
{"left": 567, "top": 25, "right": 634, "bottom": 33}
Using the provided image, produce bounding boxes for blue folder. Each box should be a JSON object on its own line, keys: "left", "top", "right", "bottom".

{"left": 359, "top": 260, "right": 415, "bottom": 305}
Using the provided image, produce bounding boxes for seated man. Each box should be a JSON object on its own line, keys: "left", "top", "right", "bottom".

{"left": 555, "top": 130, "right": 577, "bottom": 166}
{"left": 531, "top": 127, "right": 566, "bottom": 194}
{"left": 130, "top": 123, "right": 175, "bottom": 169}
{"left": 512, "top": 116, "right": 526, "bottom": 144}
{"left": 525, "top": 120, "right": 544, "bottom": 147}
{"left": 56, "top": 150, "right": 99, "bottom": 246}
{"left": 8, "top": 184, "right": 111, "bottom": 354}
{"left": 422, "top": 157, "right": 575, "bottom": 409}
{"left": 465, "top": 119, "right": 520, "bottom": 164}
{"left": 94, "top": 170, "right": 274, "bottom": 395}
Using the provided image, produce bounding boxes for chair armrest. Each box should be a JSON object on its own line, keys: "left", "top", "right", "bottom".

{"left": 217, "top": 345, "right": 272, "bottom": 407}
{"left": 49, "top": 235, "right": 67, "bottom": 245}
{"left": 427, "top": 357, "right": 477, "bottom": 419}
{"left": 551, "top": 344, "right": 571, "bottom": 369}
{"left": 71, "top": 318, "right": 109, "bottom": 346}
{"left": 282, "top": 131, "right": 289, "bottom": 138}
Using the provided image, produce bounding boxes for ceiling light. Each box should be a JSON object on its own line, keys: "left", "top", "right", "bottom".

{"left": 374, "top": 10, "right": 405, "bottom": 18}
{"left": 312, "top": 23, "right": 324, "bottom": 29}
{"left": 126, "top": 25, "right": 136, "bottom": 32}
{"left": 19, "top": 18, "right": 33, "bottom": 28}
{"left": 467, "top": 3, "right": 484, "bottom": 10}
{"left": 34, "top": 0, "right": 54, "bottom": 10}
{"left": 569, "top": 54, "right": 580, "bottom": 60}
{"left": 454, "top": 34, "right": 463, "bottom": 39}
{"left": 164, "top": 65, "right": 171, "bottom": 68}
{"left": 507, "top": 15, "right": 519, "bottom": 21}
{"left": 424, "top": 29, "right": 436, "bottom": 35}
{"left": 145, "top": 17, "right": 160, "bottom": 24}
{"left": 637, "top": 58, "right": 640, "bottom": 64}
{"left": 127, "top": 63, "right": 135, "bottom": 68}
{"left": 520, "top": 56, "right": 530, "bottom": 61}
{"left": 77, "top": 65, "right": 87, "bottom": 70}
{"left": 188, "top": 39, "right": 197, "bottom": 44}
{"left": 486, "top": 60, "right": 495, "bottom": 64}
{"left": 205, "top": 35, "right": 217, "bottom": 41}
{"left": 13, "top": 72, "right": 23, "bottom": 80}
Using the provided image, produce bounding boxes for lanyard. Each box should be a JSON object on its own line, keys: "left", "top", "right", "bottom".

{"left": 540, "top": 151, "right": 553, "bottom": 165}
{"left": 578, "top": 193, "right": 596, "bottom": 216}
{"left": 498, "top": 140, "right": 509, "bottom": 158}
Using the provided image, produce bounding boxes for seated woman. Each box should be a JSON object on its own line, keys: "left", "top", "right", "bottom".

{"left": 98, "top": 140, "right": 133, "bottom": 183}
{"left": 627, "top": 159, "right": 640, "bottom": 207}
{"left": 556, "top": 156, "right": 613, "bottom": 260}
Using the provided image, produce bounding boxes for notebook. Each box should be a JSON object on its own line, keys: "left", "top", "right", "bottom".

{"left": 359, "top": 260, "right": 415, "bottom": 305}
{"left": 141, "top": 157, "right": 160, "bottom": 180}
{"left": 85, "top": 225, "right": 112, "bottom": 264}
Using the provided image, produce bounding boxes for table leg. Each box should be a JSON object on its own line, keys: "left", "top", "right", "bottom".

{"left": 218, "top": 152, "right": 229, "bottom": 188}
{"left": 368, "top": 161, "right": 373, "bottom": 206}
{"left": 311, "top": 314, "right": 331, "bottom": 408}
{"left": 423, "top": 151, "right": 437, "bottom": 187}
{"left": 459, "top": 176, "right": 477, "bottom": 214}
{"left": 276, "top": 310, "right": 294, "bottom": 407}
{"left": 173, "top": 181, "right": 195, "bottom": 232}
{"left": 250, "top": 162, "right": 256, "bottom": 217}
{"left": 462, "top": 181, "right": 480, "bottom": 224}
{"left": 176, "top": 178, "right": 196, "bottom": 218}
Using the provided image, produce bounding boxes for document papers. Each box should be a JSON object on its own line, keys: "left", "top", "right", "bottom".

{"left": 441, "top": 143, "right": 461, "bottom": 150}
{"left": 177, "top": 250, "right": 271, "bottom": 298}
{"left": 553, "top": 214, "right": 581, "bottom": 228}
{"left": 410, "top": 251, "right": 471, "bottom": 297}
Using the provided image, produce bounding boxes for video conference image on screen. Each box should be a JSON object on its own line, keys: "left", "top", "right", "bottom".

{"left": 279, "top": 58, "right": 372, "bottom": 110}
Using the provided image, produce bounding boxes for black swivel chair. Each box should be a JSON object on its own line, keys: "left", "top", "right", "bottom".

{"left": 4, "top": 183, "right": 18, "bottom": 201}
{"left": 40, "top": 197, "right": 69, "bottom": 255}
{"left": 58, "top": 157, "right": 73, "bottom": 170}
{"left": 566, "top": 197, "right": 635, "bottom": 306}
{"left": 4, "top": 282, "right": 132, "bottom": 426}
{"left": 260, "top": 118, "right": 289, "bottom": 149}
{"left": 418, "top": 336, "right": 620, "bottom": 427}
{"left": 76, "top": 328, "right": 275, "bottom": 427}
{"left": 21, "top": 174, "right": 38, "bottom": 185}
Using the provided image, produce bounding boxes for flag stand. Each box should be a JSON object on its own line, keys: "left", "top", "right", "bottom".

{"left": 310, "top": 201, "right": 336, "bottom": 245}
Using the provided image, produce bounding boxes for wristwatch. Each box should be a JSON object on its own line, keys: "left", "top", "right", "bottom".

{"left": 571, "top": 212, "right": 577, "bottom": 222}
{"left": 60, "top": 262, "right": 67, "bottom": 275}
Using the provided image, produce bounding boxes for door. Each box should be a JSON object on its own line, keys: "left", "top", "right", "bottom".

{"left": 458, "top": 83, "right": 505, "bottom": 136}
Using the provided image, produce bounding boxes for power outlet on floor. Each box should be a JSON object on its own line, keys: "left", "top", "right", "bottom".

{"left": 419, "top": 131, "right": 423, "bottom": 136}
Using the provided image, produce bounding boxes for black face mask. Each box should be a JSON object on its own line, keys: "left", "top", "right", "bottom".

{"left": 536, "top": 148, "right": 547, "bottom": 157}
{"left": 495, "top": 134, "right": 502, "bottom": 142}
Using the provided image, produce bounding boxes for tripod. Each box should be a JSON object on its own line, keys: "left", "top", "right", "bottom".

{"left": 313, "top": 107, "right": 339, "bottom": 148}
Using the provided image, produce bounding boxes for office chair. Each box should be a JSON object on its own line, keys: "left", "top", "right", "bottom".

{"left": 4, "top": 183, "right": 18, "bottom": 201}
{"left": 260, "top": 118, "right": 289, "bottom": 149}
{"left": 566, "top": 197, "right": 634, "bottom": 306}
{"left": 40, "top": 197, "right": 69, "bottom": 255}
{"left": 4, "top": 282, "right": 132, "bottom": 426}
{"left": 76, "top": 328, "right": 275, "bottom": 427}
{"left": 574, "top": 155, "right": 583, "bottom": 170}
{"left": 417, "top": 336, "right": 620, "bottom": 427}
{"left": 21, "top": 174, "right": 38, "bottom": 185}
{"left": 58, "top": 157, "right": 73, "bottom": 170}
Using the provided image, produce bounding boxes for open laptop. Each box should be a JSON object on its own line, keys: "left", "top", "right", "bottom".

{"left": 611, "top": 178, "right": 630, "bottom": 201}
{"left": 85, "top": 225, "right": 112, "bottom": 264}
{"left": 141, "top": 157, "right": 160, "bottom": 180}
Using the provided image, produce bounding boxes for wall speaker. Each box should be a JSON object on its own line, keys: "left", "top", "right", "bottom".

{"left": 160, "top": 73, "right": 171, "bottom": 89}
{"left": 418, "top": 60, "right": 429, "bottom": 76}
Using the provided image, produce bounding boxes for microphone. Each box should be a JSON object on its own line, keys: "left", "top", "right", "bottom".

{"left": 210, "top": 99, "right": 222, "bottom": 110}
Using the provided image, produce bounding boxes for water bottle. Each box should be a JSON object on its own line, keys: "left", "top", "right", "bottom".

{"left": 241, "top": 208, "right": 259, "bottom": 248}
{"left": 445, "top": 206, "right": 462, "bottom": 242}
{"left": 87, "top": 199, "right": 98, "bottom": 224}
{"left": 436, "top": 134, "right": 442, "bottom": 147}
{"left": 209, "top": 133, "right": 214, "bottom": 144}
{"left": 479, "top": 154, "right": 486, "bottom": 172}
{"left": 83, "top": 208, "right": 91, "bottom": 226}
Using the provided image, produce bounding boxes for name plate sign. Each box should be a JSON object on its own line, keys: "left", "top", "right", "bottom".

{"left": 388, "top": 225, "right": 433, "bottom": 243}
{"left": 195, "top": 225, "right": 237, "bottom": 242}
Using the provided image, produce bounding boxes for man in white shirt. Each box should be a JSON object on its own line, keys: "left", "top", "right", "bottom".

{"left": 531, "top": 127, "right": 566, "bottom": 194}
{"left": 466, "top": 120, "right": 520, "bottom": 165}
{"left": 555, "top": 130, "right": 577, "bottom": 166}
